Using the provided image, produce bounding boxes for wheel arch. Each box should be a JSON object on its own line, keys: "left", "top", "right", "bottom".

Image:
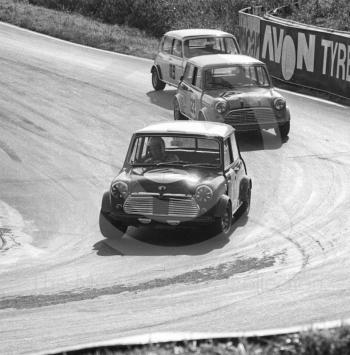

{"left": 197, "top": 109, "right": 208, "bottom": 121}
{"left": 214, "top": 194, "right": 231, "bottom": 217}
{"left": 101, "top": 191, "right": 112, "bottom": 214}
{"left": 151, "top": 64, "right": 162, "bottom": 80}
{"left": 239, "top": 177, "right": 252, "bottom": 200}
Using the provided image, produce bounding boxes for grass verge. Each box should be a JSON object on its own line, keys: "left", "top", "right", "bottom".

{"left": 0, "top": 0, "right": 159, "bottom": 59}
{"left": 52, "top": 327, "right": 350, "bottom": 354}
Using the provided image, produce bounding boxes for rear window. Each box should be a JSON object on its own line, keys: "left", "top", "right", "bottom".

{"left": 184, "top": 36, "right": 239, "bottom": 58}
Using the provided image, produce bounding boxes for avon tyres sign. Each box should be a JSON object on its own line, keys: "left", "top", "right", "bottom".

{"left": 260, "top": 20, "right": 350, "bottom": 98}
{"left": 238, "top": 12, "right": 261, "bottom": 60}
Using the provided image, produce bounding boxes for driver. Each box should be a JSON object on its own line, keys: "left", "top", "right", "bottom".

{"left": 145, "top": 137, "right": 179, "bottom": 163}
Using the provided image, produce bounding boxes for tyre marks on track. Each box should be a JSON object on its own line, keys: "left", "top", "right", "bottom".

{"left": 0, "top": 139, "right": 21, "bottom": 162}
{"left": 0, "top": 253, "right": 281, "bottom": 310}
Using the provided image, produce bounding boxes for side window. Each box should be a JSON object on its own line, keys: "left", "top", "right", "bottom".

{"left": 192, "top": 67, "right": 198, "bottom": 86}
{"left": 249, "top": 66, "right": 257, "bottom": 82}
{"left": 194, "top": 68, "right": 202, "bottom": 88}
{"left": 256, "top": 66, "right": 270, "bottom": 86}
{"left": 223, "top": 139, "right": 233, "bottom": 168}
{"left": 224, "top": 37, "right": 239, "bottom": 54}
{"left": 162, "top": 36, "right": 173, "bottom": 54}
{"left": 129, "top": 136, "right": 146, "bottom": 163}
{"left": 230, "top": 134, "right": 239, "bottom": 162}
{"left": 183, "top": 63, "right": 195, "bottom": 84}
{"left": 172, "top": 39, "right": 182, "bottom": 57}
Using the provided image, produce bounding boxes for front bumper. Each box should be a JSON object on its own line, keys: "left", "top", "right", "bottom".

{"left": 107, "top": 210, "right": 215, "bottom": 229}
{"left": 222, "top": 107, "right": 289, "bottom": 131}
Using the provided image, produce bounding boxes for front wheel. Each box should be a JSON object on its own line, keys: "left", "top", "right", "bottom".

{"left": 151, "top": 68, "right": 166, "bottom": 91}
{"left": 235, "top": 185, "right": 251, "bottom": 219}
{"left": 212, "top": 202, "right": 232, "bottom": 237}
{"left": 198, "top": 112, "right": 206, "bottom": 121}
{"left": 275, "top": 121, "right": 290, "bottom": 141}
{"left": 174, "top": 99, "right": 186, "bottom": 120}
{"left": 101, "top": 211, "right": 128, "bottom": 235}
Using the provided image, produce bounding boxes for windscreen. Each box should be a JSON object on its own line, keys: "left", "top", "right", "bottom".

{"left": 204, "top": 64, "right": 271, "bottom": 90}
{"left": 128, "top": 135, "right": 221, "bottom": 168}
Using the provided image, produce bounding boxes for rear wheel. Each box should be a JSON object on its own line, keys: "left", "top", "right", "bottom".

{"left": 174, "top": 99, "right": 186, "bottom": 120}
{"left": 151, "top": 68, "right": 166, "bottom": 91}
{"left": 212, "top": 202, "right": 232, "bottom": 237}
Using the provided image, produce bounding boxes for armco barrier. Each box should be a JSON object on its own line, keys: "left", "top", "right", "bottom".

{"left": 239, "top": 6, "right": 350, "bottom": 99}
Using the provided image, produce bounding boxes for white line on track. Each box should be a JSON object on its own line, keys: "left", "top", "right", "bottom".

{"left": 277, "top": 88, "right": 348, "bottom": 108}
{"left": 41, "top": 318, "right": 350, "bottom": 355}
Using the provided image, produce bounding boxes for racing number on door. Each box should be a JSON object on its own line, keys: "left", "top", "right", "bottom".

{"left": 169, "top": 64, "right": 176, "bottom": 80}
{"left": 190, "top": 97, "right": 196, "bottom": 116}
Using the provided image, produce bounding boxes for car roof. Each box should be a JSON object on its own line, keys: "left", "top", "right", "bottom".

{"left": 136, "top": 121, "right": 235, "bottom": 138}
{"left": 188, "top": 54, "right": 264, "bottom": 67}
{"left": 164, "top": 29, "right": 234, "bottom": 40}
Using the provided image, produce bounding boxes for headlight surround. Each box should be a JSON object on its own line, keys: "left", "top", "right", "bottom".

{"left": 195, "top": 185, "right": 213, "bottom": 203}
{"left": 111, "top": 181, "right": 128, "bottom": 199}
{"left": 273, "top": 97, "right": 286, "bottom": 110}
{"left": 215, "top": 99, "right": 228, "bottom": 114}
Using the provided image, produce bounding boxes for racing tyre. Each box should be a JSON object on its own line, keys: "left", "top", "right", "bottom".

{"left": 236, "top": 185, "right": 251, "bottom": 219}
{"left": 198, "top": 112, "right": 206, "bottom": 121}
{"left": 151, "top": 68, "right": 166, "bottom": 91}
{"left": 101, "top": 211, "right": 128, "bottom": 235}
{"left": 174, "top": 99, "right": 186, "bottom": 120}
{"left": 275, "top": 121, "right": 290, "bottom": 141}
{"left": 212, "top": 202, "right": 232, "bottom": 237}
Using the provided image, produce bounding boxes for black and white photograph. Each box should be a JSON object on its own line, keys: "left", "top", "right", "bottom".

{"left": 0, "top": 0, "right": 349, "bottom": 354}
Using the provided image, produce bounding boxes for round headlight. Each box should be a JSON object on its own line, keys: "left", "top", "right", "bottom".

{"left": 215, "top": 99, "right": 228, "bottom": 114}
{"left": 274, "top": 98, "right": 286, "bottom": 110}
{"left": 195, "top": 185, "right": 213, "bottom": 203}
{"left": 111, "top": 181, "right": 128, "bottom": 199}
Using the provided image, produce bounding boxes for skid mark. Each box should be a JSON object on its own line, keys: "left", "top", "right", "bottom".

{"left": 0, "top": 140, "right": 21, "bottom": 162}
{"left": 0, "top": 253, "right": 283, "bottom": 310}
{"left": 0, "top": 228, "right": 21, "bottom": 251}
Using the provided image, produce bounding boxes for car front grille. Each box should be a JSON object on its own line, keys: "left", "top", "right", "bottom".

{"left": 123, "top": 195, "right": 200, "bottom": 218}
{"left": 224, "top": 108, "right": 276, "bottom": 125}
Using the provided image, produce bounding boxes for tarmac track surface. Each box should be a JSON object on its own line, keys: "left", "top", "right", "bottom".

{"left": 0, "top": 23, "right": 350, "bottom": 354}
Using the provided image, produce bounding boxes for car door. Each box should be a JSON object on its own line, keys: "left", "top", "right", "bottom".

{"left": 223, "top": 138, "right": 236, "bottom": 208}
{"left": 190, "top": 67, "right": 203, "bottom": 120}
{"left": 230, "top": 133, "right": 246, "bottom": 210}
{"left": 157, "top": 36, "right": 174, "bottom": 84}
{"left": 168, "top": 39, "right": 185, "bottom": 86}
{"left": 178, "top": 63, "right": 195, "bottom": 118}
